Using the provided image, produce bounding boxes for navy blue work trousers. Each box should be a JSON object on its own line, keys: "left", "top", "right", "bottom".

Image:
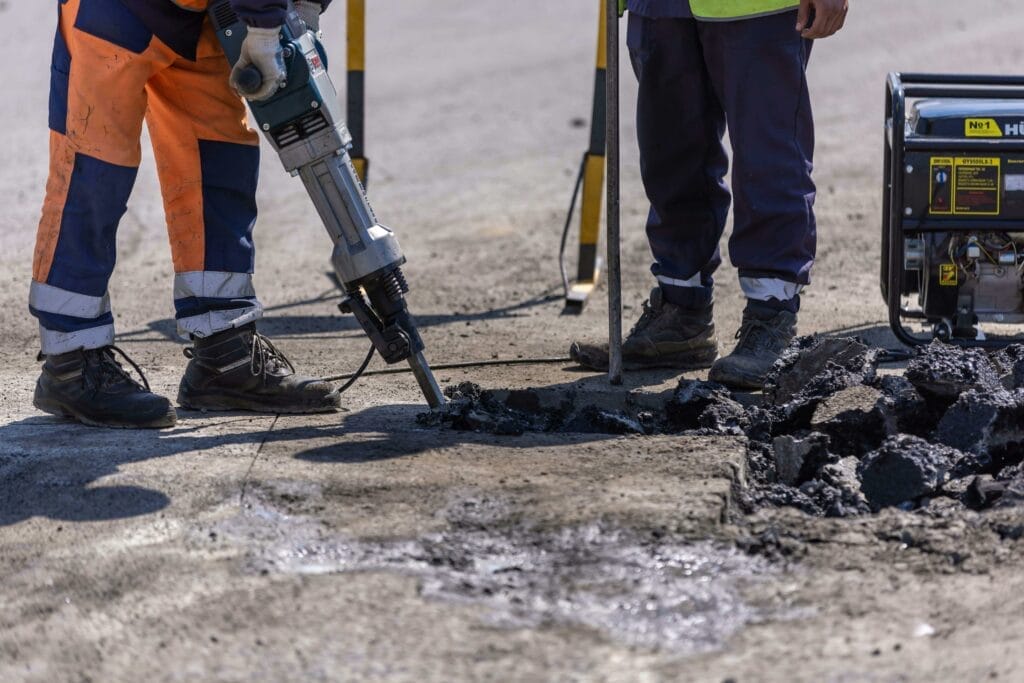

{"left": 627, "top": 10, "right": 816, "bottom": 310}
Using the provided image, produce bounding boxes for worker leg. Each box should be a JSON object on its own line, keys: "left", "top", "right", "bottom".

{"left": 30, "top": 0, "right": 169, "bottom": 354}
{"left": 144, "top": 19, "right": 263, "bottom": 339}
{"left": 627, "top": 13, "right": 730, "bottom": 310}
{"left": 698, "top": 11, "right": 816, "bottom": 312}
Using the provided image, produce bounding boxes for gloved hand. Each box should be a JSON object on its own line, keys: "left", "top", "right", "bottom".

{"left": 295, "top": 0, "right": 322, "bottom": 34}
{"left": 230, "top": 26, "right": 286, "bottom": 102}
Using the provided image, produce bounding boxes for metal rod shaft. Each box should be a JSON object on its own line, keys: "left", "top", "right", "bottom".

{"left": 408, "top": 351, "right": 446, "bottom": 408}
{"left": 605, "top": 0, "right": 623, "bottom": 385}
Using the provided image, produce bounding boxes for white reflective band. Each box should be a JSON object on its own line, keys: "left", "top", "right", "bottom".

{"left": 177, "top": 304, "right": 263, "bottom": 338}
{"left": 29, "top": 281, "right": 111, "bottom": 319}
{"left": 656, "top": 273, "right": 703, "bottom": 288}
{"left": 739, "top": 277, "right": 803, "bottom": 302}
{"left": 39, "top": 323, "right": 115, "bottom": 355}
{"left": 174, "top": 271, "right": 256, "bottom": 301}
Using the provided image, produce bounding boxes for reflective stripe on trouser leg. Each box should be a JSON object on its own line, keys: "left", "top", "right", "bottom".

{"left": 146, "top": 20, "right": 262, "bottom": 338}
{"left": 739, "top": 277, "right": 802, "bottom": 302}
{"left": 173, "top": 271, "right": 262, "bottom": 337}
{"left": 30, "top": 281, "right": 115, "bottom": 354}
{"left": 31, "top": 0, "right": 170, "bottom": 354}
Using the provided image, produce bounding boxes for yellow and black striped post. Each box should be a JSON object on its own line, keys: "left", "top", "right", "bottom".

{"left": 346, "top": 0, "right": 369, "bottom": 184}
{"left": 563, "top": 1, "right": 608, "bottom": 310}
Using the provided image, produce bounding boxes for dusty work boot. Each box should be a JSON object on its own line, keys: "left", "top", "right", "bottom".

{"left": 569, "top": 288, "right": 718, "bottom": 371}
{"left": 178, "top": 324, "right": 341, "bottom": 414}
{"left": 708, "top": 302, "right": 797, "bottom": 390}
{"left": 33, "top": 347, "right": 177, "bottom": 429}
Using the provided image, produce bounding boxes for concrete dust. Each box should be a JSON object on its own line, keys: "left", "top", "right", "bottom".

{"left": 215, "top": 490, "right": 784, "bottom": 654}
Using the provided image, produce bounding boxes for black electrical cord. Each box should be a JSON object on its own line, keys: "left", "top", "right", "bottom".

{"left": 322, "top": 355, "right": 573, "bottom": 383}
{"left": 558, "top": 153, "right": 588, "bottom": 299}
{"left": 332, "top": 344, "right": 376, "bottom": 393}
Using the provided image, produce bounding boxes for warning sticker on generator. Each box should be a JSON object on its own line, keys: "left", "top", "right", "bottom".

{"left": 929, "top": 157, "right": 953, "bottom": 214}
{"left": 939, "top": 263, "right": 958, "bottom": 287}
{"left": 954, "top": 157, "right": 1001, "bottom": 215}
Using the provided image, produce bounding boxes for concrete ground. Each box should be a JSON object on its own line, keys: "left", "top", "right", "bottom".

{"left": 2, "top": 1, "right": 1024, "bottom": 681}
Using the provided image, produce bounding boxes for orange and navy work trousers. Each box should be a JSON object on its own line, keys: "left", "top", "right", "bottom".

{"left": 31, "top": 0, "right": 263, "bottom": 355}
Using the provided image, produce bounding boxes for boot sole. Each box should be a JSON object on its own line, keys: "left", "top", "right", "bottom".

{"left": 177, "top": 386, "right": 341, "bottom": 415}
{"left": 33, "top": 396, "right": 177, "bottom": 430}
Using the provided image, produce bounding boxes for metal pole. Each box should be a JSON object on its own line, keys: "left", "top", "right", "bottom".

{"left": 605, "top": 0, "right": 623, "bottom": 385}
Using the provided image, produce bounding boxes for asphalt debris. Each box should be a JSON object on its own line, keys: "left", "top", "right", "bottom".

{"left": 420, "top": 338, "right": 1024, "bottom": 517}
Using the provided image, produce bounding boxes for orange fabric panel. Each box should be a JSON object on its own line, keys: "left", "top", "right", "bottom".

{"left": 169, "top": 0, "right": 211, "bottom": 11}
{"left": 34, "top": 0, "right": 173, "bottom": 282}
{"left": 33, "top": 132, "right": 76, "bottom": 283}
{"left": 145, "top": 21, "right": 258, "bottom": 274}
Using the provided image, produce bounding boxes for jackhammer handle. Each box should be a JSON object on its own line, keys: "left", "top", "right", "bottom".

{"left": 234, "top": 66, "right": 264, "bottom": 97}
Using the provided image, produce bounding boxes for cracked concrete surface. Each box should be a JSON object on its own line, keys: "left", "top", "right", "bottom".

{"left": 3, "top": 2, "right": 1024, "bottom": 681}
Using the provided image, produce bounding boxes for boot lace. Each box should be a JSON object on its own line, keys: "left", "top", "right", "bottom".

{"left": 733, "top": 317, "right": 789, "bottom": 356}
{"left": 249, "top": 333, "right": 295, "bottom": 378}
{"left": 628, "top": 298, "right": 660, "bottom": 336}
{"left": 85, "top": 346, "right": 152, "bottom": 392}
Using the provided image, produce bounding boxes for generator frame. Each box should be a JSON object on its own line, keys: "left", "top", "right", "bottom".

{"left": 883, "top": 72, "right": 1024, "bottom": 348}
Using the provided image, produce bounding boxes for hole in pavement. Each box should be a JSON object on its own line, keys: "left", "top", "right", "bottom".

{"left": 419, "top": 337, "right": 1024, "bottom": 518}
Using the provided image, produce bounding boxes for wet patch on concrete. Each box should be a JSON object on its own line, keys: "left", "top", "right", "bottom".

{"left": 213, "top": 491, "right": 785, "bottom": 654}
{"left": 420, "top": 338, "right": 1024, "bottom": 518}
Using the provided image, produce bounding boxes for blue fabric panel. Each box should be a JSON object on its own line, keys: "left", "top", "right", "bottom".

{"left": 174, "top": 296, "right": 259, "bottom": 321}
{"left": 121, "top": 0, "right": 205, "bottom": 60}
{"left": 47, "top": 153, "right": 138, "bottom": 298}
{"left": 49, "top": 21, "right": 71, "bottom": 135}
{"left": 627, "top": 0, "right": 693, "bottom": 18}
{"left": 230, "top": 0, "right": 288, "bottom": 28}
{"left": 198, "top": 139, "right": 259, "bottom": 273}
{"left": 30, "top": 307, "right": 114, "bottom": 334}
{"left": 74, "top": 0, "right": 153, "bottom": 54}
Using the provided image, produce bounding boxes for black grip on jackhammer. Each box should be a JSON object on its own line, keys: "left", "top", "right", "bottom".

{"left": 235, "top": 66, "right": 263, "bottom": 96}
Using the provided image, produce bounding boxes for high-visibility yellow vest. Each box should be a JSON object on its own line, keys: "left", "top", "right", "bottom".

{"left": 689, "top": 0, "right": 801, "bottom": 20}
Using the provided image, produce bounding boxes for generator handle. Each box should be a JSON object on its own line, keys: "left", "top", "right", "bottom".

{"left": 885, "top": 73, "right": 908, "bottom": 345}
{"left": 894, "top": 72, "right": 1024, "bottom": 88}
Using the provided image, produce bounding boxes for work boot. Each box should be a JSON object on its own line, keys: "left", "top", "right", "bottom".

{"left": 708, "top": 302, "right": 797, "bottom": 390}
{"left": 569, "top": 288, "right": 718, "bottom": 371}
{"left": 178, "top": 324, "right": 341, "bottom": 414}
{"left": 33, "top": 347, "right": 177, "bottom": 429}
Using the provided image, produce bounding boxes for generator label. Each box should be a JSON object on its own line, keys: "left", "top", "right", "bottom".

{"left": 965, "top": 118, "right": 1004, "bottom": 138}
{"left": 929, "top": 157, "right": 953, "bottom": 214}
{"left": 939, "top": 263, "right": 958, "bottom": 287}
{"left": 953, "top": 157, "right": 1001, "bottom": 215}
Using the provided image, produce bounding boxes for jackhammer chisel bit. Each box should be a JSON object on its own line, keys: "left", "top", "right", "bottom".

{"left": 208, "top": 0, "right": 445, "bottom": 408}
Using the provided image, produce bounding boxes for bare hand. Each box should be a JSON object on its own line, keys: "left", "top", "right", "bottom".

{"left": 796, "top": 0, "right": 848, "bottom": 39}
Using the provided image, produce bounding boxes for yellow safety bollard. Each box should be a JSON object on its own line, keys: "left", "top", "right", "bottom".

{"left": 560, "top": 0, "right": 608, "bottom": 312}
{"left": 347, "top": 0, "right": 369, "bottom": 184}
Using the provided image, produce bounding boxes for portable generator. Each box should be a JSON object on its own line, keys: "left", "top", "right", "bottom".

{"left": 882, "top": 73, "right": 1024, "bottom": 347}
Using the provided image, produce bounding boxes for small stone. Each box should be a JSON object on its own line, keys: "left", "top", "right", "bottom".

{"left": 810, "top": 385, "right": 893, "bottom": 455}
{"left": 858, "top": 435, "right": 962, "bottom": 510}
{"left": 964, "top": 475, "right": 1007, "bottom": 511}
{"left": 906, "top": 342, "right": 1001, "bottom": 406}
{"left": 764, "top": 336, "right": 879, "bottom": 406}
{"left": 772, "top": 432, "right": 832, "bottom": 486}
{"left": 935, "top": 389, "right": 1024, "bottom": 457}
{"left": 667, "top": 380, "right": 743, "bottom": 432}
{"left": 873, "top": 375, "right": 935, "bottom": 436}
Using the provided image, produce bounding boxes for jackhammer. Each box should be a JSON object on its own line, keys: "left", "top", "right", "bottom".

{"left": 208, "top": 0, "right": 445, "bottom": 407}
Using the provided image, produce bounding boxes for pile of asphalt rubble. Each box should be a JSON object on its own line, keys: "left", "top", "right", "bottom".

{"left": 420, "top": 337, "right": 1024, "bottom": 517}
